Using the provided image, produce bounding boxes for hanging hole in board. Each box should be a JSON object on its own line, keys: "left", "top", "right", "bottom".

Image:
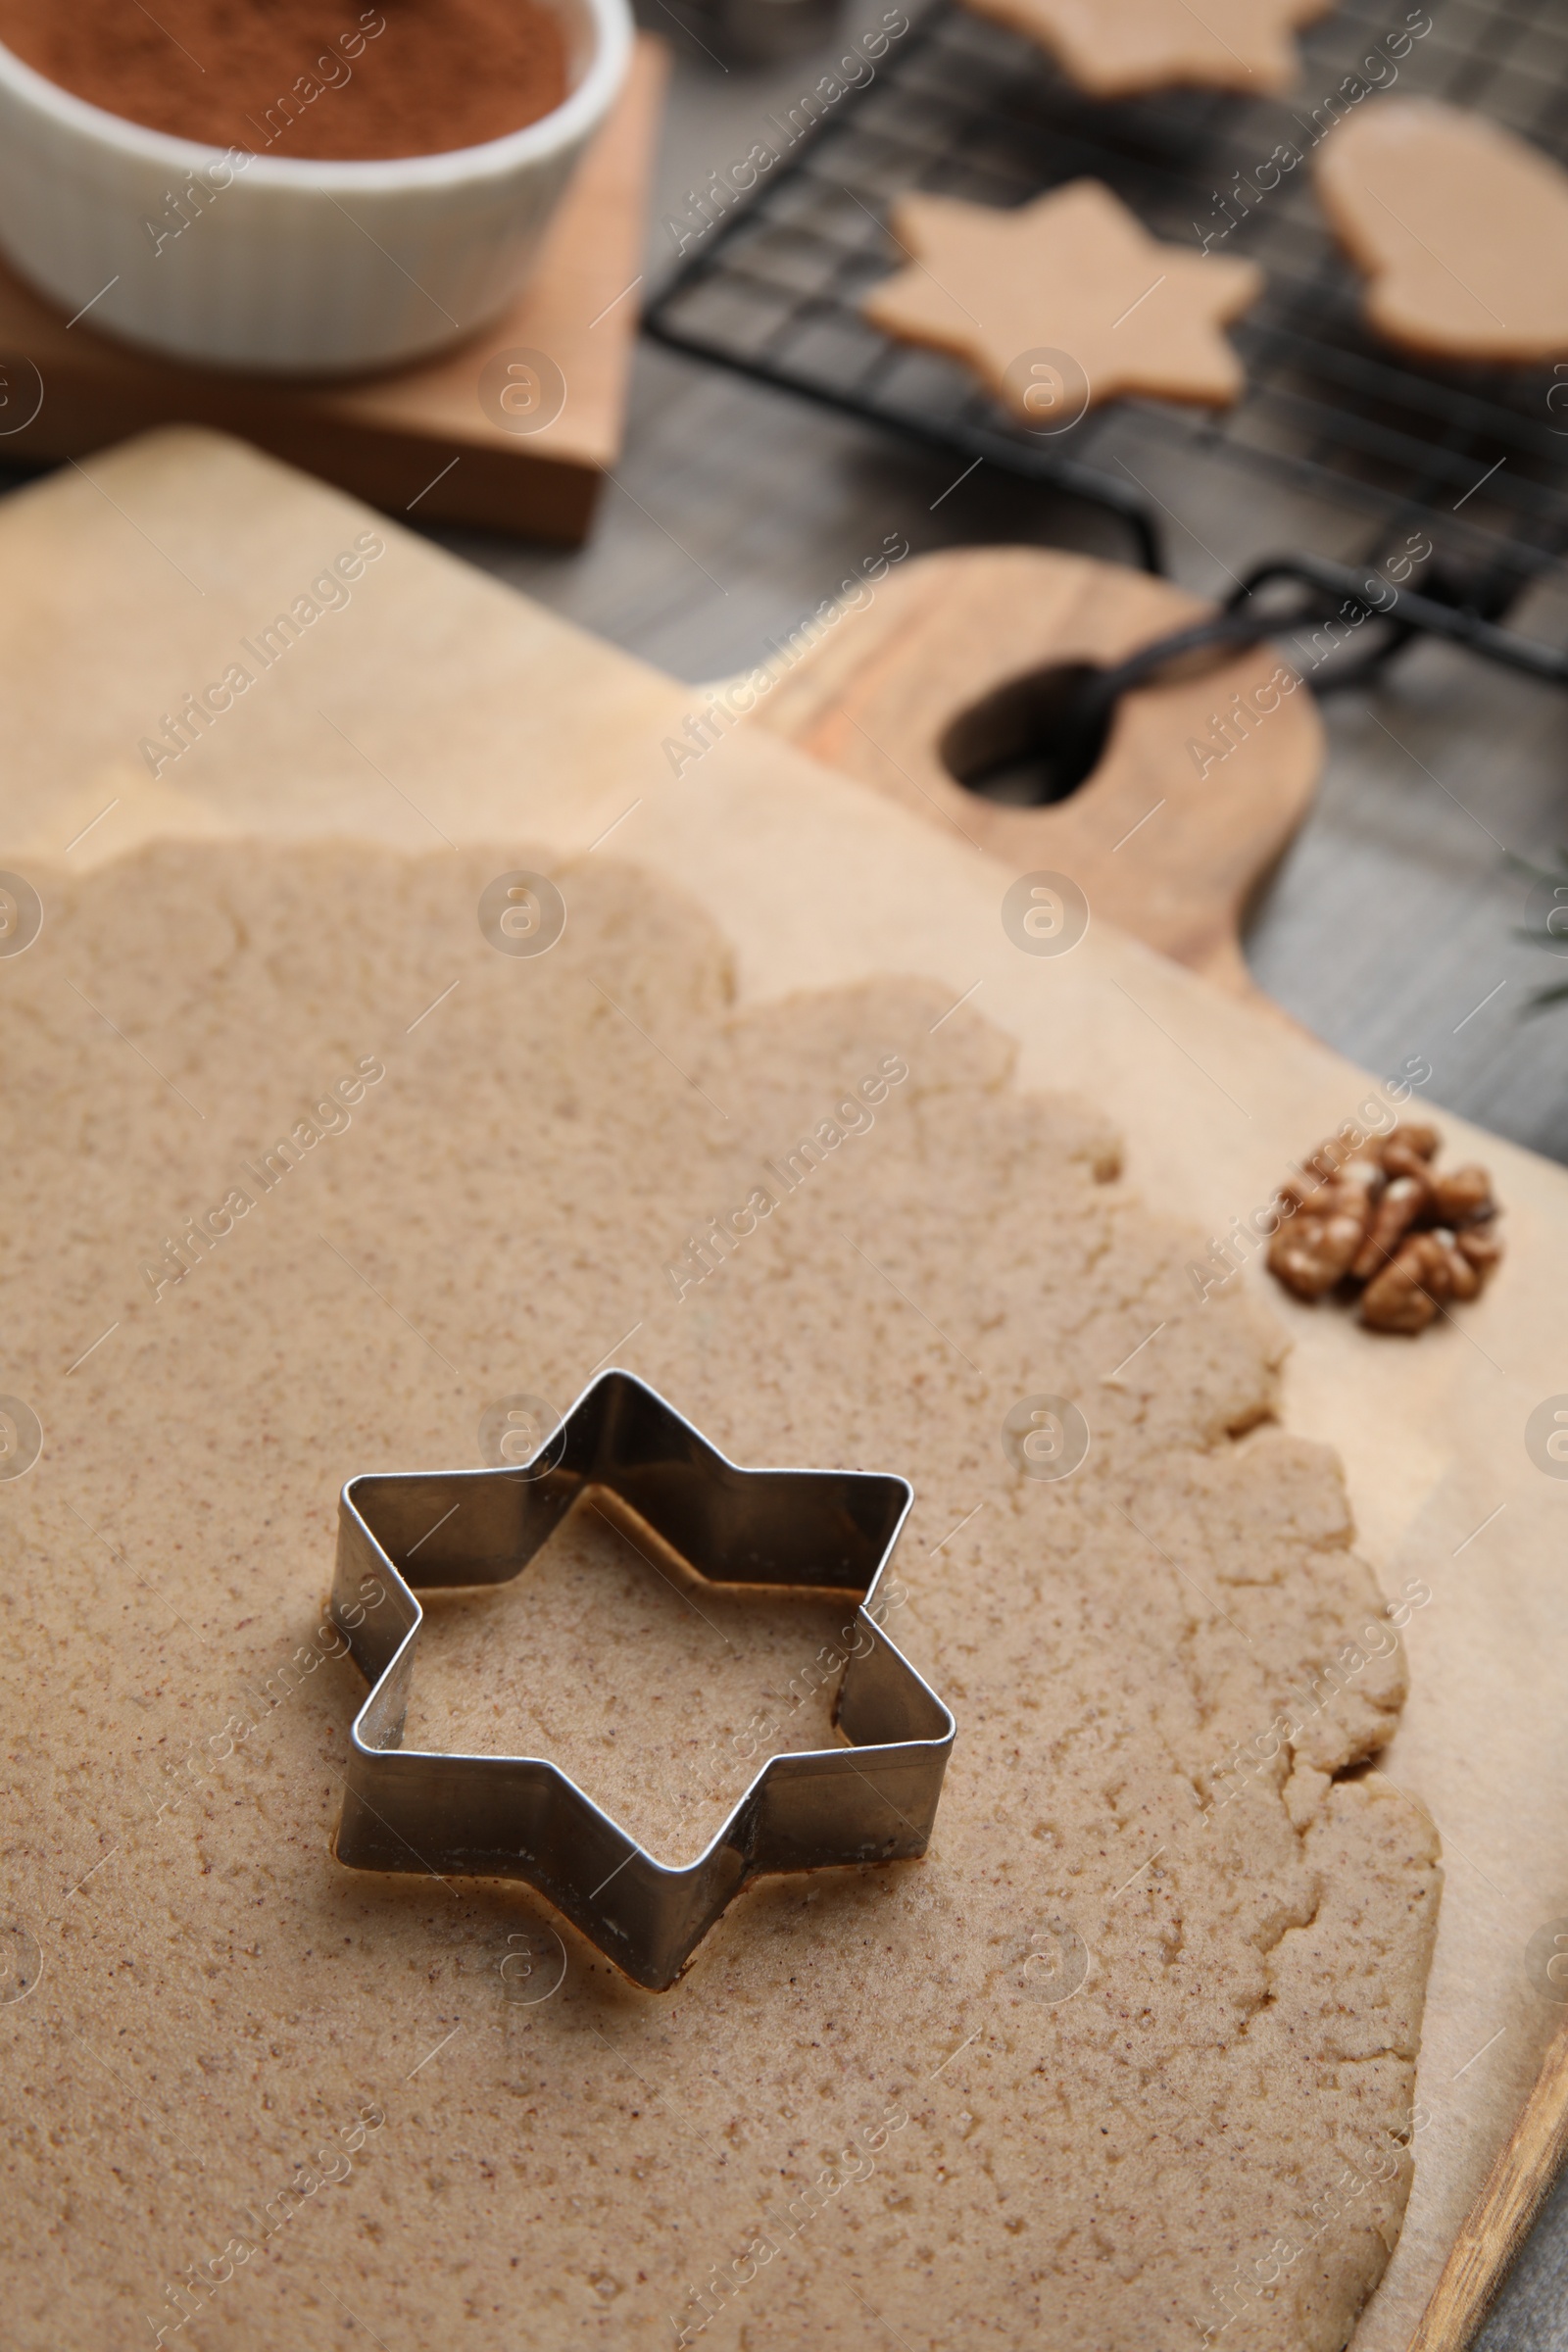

{"left": 938, "top": 662, "right": 1112, "bottom": 808}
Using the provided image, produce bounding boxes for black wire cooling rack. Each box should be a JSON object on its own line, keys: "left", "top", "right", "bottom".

{"left": 646, "top": 0, "right": 1568, "bottom": 680}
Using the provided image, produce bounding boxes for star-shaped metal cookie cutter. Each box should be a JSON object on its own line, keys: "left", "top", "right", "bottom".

{"left": 329, "top": 1370, "right": 955, "bottom": 1990}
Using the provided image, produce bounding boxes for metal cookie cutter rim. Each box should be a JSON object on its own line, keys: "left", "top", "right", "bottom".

{"left": 329, "top": 1368, "right": 955, "bottom": 1990}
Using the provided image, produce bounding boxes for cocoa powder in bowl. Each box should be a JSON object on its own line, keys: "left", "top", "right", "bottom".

{"left": 0, "top": 0, "right": 570, "bottom": 162}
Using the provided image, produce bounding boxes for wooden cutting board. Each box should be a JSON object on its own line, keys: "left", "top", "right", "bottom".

{"left": 5, "top": 427, "right": 1568, "bottom": 2351}
{"left": 739, "top": 540, "right": 1325, "bottom": 1006}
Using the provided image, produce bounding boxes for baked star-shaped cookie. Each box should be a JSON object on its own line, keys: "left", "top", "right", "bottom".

{"left": 961, "top": 0, "right": 1335, "bottom": 97}
{"left": 862, "top": 181, "right": 1263, "bottom": 419}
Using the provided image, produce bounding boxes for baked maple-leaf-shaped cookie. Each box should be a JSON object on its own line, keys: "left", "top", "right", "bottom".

{"left": 960, "top": 0, "right": 1335, "bottom": 96}
{"left": 861, "top": 181, "right": 1264, "bottom": 418}
{"left": 1315, "top": 97, "right": 1568, "bottom": 365}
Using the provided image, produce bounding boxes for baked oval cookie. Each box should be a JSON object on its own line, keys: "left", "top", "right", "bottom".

{"left": 0, "top": 841, "right": 1440, "bottom": 2352}
{"left": 960, "top": 0, "right": 1335, "bottom": 96}
{"left": 1315, "top": 96, "right": 1568, "bottom": 364}
{"left": 862, "top": 180, "right": 1264, "bottom": 416}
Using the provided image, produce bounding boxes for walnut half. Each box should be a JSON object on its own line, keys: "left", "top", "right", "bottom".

{"left": 1267, "top": 1159, "right": 1381, "bottom": 1298}
{"left": 1264, "top": 1123, "right": 1502, "bottom": 1337}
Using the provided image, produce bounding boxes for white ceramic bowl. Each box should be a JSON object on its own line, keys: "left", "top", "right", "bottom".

{"left": 0, "top": 0, "right": 631, "bottom": 376}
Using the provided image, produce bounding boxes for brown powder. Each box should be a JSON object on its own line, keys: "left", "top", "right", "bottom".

{"left": 0, "top": 0, "right": 571, "bottom": 161}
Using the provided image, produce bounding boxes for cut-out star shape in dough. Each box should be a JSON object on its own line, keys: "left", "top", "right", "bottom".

{"left": 960, "top": 0, "right": 1335, "bottom": 97}
{"left": 862, "top": 182, "right": 1264, "bottom": 419}
{"left": 330, "top": 1368, "right": 955, "bottom": 1992}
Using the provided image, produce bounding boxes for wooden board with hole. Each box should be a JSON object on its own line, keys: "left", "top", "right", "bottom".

{"left": 743, "top": 542, "right": 1324, "bottom": 1005}
{"left": 4, "top": 428, "right": 1568, "bottom": 2350}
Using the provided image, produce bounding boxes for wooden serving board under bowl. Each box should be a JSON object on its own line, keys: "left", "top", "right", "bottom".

{"left": 0, "top": 38, "right": 666, "bottom": 542}
{"left": 5, "top": 428, "right": 1568, "bottom": 2351}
